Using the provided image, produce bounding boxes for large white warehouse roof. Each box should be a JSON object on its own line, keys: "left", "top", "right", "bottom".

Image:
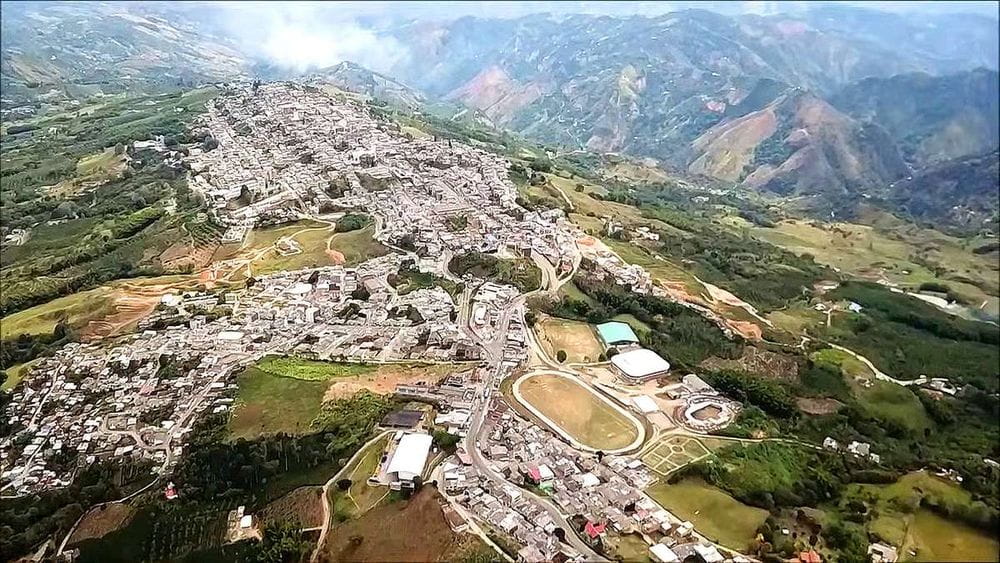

{"left": 611, "top": 348, "right": 670, "bottom": 380}
{"left": 386, "top": 432, "right": 433, "bottom": 481}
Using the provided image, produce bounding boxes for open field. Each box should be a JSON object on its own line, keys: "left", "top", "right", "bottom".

{"left": 646, "top": 477, "right": 768, "bottom": 551}
{"left": 856, "top": 381, "right": 930, "bottom": 433}
{"left": 326, "top": 225, "right": 390, "bottom": 266}
{"left": 0, "top": 286, "right": 117, "bottom": 338}
{"left": 611, "top": 313, "right": 652, "bottom": 335}
{"left": 320, "top": 487, "right": 484, "bottom": 562}
{"left": 226, "top": 366, "right": 331, "bottom": 440}
{"left": 812, "top": 348, "right": 931, "bottom": 431}
{"left": 608, "top": 533, "right": 652, "bottom": 562}
{"left": 751, "top": 218, "right": 999, "bottom": 314}
{"left": 902, "top": 509, "right": 999, "bottom": 562}
{"left": 516, "top": 373, "right": 641, "bottom": 451}
{"left": 842, "top": 471, "right": 998, "bottom": 560}
{"left": 535, "top": 317, "right": 603, "bottom": 363}
{"left": 641, "top": 435, "right": 712, "bottom": 475}
{"left": 46, "top": 148, "right": 127, "bottom": 198}
{"left": 254, "top": 355, "right": 378, "bottom": 381}
{"left": 227, "top": 357, "right": 459, "bottom": 439}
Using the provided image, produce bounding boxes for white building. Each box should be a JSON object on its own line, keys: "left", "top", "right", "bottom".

{"left": 385, "top": 432, "right": 433, "bottom": 488}
{"left": 610, "top": 348, "right": 671, "bottom": 384}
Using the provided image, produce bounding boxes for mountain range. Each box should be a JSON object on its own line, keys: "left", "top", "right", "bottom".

{"left": 2, "top": 2, "right": 997, "bottom": 231}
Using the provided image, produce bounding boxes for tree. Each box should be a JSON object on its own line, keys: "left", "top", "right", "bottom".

{"left": 250, "top": 520, "right": 310, "bottom": 563}
{"left": 433, "top": 430, "right": 461, "bottom": 453}
{"left": 556, "top": 350, "right": 568, "bottom": 363}
{"left": 337, "top": 479, "right": 352, "bottom": 491}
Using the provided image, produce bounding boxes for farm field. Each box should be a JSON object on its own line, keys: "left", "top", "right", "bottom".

{"left": 641, "top": 435, "right": 713, "bottom": 476}
{"left": 842, "top": 472, "right": 998, "bottom": 561}
{"left": 646, "top": 477, "right": 768, "bottom": 551}
{"left": 258, "top": 486, "right": 325, "bottom": 529}
{"left": 535, "top": 317, "right": 603, "bottom": 363}
{"left": 515, "top": 373, "right": 641, "bottom": 451}
{"left": 751, "top": 218, "right": 999, "bottom": 314}
{"left": 320, "top": 487, "right": 486, "bottom": 562}
{"left": 66, "top": 504, "right": 136, "bottom": 546}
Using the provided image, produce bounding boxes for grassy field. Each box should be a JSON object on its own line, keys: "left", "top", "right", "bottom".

{"left": 608, "top": 533, "right": 652, "bottom": 562}
{"left": 226, "top": 366, "right": 332, "bottom": 440}
{"left": 902, "top": 509, "right": 999, "bottom": 562}
{"left": 646, "top": 477, "right": 768, "bottom": 551}
{"left": 751, "top": 218, "right": 999, "bottom": 313}
{"left": 611, "top": 313, "right": 652, "bottom": 335}
{"left": 535, "top": 317, "right": 603, "bottom": 363}
{"left": 257, "top": 486, "right": 325, "bottom": 529}
{"left": 332, "top": 434, "right": 391, "bottom": 519}
{"left": 2, "top": 358, "right": 41, "bottom": 391}
{"left": 255, "top": 355, "right": 377, "bottom": 381}
{"left": 557, "top": 280, "right": 597, "bottom": 305}
{"left": 811, "top": 348, "right": 930, "bottom": 432}
{"left": 0, "top": 286, "right": 117, "bottom": 338}
{"left": 517, "top": 374, "right": 640, "bottom": 451}
{"left": 327, "top": 225, "right": 390, "bottom": 266}
{"left": 842, "top": 471, "right": 998, "bottom": 560}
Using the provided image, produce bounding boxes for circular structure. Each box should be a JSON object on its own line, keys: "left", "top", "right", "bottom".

{"left": 676, "top": 394, "right": 741, "bottom": 432}
{"left": 513, "top": 371, "right": 645, "bottom": 453}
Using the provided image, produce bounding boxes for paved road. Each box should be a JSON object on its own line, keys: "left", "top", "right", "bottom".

{"left": 463, "top": 387, "right": 607, "bottom": 561}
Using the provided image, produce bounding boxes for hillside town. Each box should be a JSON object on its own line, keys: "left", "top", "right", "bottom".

{"left": 2, "top": 81, "right": 918, "bottom": 563}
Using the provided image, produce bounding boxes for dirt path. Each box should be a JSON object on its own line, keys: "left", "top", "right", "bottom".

{"left": 311, "top": 430, "right": 391, "bottom": 563}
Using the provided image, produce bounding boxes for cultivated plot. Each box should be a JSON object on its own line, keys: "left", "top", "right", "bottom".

{"left": 641, "top": 435, "right": 712, "bottom": 475}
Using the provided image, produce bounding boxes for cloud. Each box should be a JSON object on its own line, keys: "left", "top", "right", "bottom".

{"left": 215, "top": 2, "right": 410, "bottom": 74}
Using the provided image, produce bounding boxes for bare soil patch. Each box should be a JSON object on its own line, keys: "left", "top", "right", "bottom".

{"left": 67, "top": 503, "right": 135, "bottom": 546}
{"left": 322, "top": 364, "right": 456, "bottom": 402}
{"left": 796, "top": 397, "right": 844, "bottom": 415}
{"left": 701, "top": 347, "right": 800, "bottom": 383}
{"left": 693, "top": 405, "right": 723, "bottom": 420}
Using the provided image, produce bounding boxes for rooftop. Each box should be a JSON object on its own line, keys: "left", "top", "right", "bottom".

{"left": 595, "top": 321, "right": 639, "bottom": 346}
{"left": 611, "top": 348, "right": 670, "bottom": 379}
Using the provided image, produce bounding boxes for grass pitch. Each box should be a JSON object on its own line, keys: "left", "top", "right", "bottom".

{"left": 517, "top": 373, "right": 640, "bottom": 451}
{"left": 646, "top": 477, "right": 768, "bottom": 551}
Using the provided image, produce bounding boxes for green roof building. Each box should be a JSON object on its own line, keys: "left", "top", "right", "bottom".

{"left": 595, "top": 321, "right": 639, "bottom": 347}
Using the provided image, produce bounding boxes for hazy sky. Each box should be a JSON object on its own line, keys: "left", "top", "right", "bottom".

{"left": 142, "top": 0, "right": 996, "bottom": 76}
{"left": 209, "top": 1, "right": 999, "bottom": 20}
